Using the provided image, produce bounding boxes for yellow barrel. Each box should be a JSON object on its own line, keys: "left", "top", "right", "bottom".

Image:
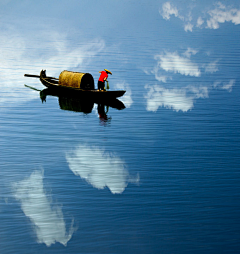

{"left": 59, "top": 70, "right": 94, "bottom": 90}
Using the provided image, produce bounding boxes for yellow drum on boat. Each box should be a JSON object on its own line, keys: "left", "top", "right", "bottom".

{"left": 59, "top": 70, "right": 95, "bottom": 90}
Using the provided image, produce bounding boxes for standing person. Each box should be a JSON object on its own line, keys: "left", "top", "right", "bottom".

{"left": 98, "top": 69, "right": 112, "bottom": 91}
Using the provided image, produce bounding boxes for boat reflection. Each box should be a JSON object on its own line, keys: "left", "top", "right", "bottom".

{"left": 39, "top": 88, "right": 125, "bottom": 122}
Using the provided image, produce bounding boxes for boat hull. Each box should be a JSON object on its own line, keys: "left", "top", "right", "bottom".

{"left": 40, "top": 70, "right": 126, "bottom": 100}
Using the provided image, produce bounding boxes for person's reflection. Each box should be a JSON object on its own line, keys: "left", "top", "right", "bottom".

{"left": 98, "top": 103, "right": 111, "bottom": 124}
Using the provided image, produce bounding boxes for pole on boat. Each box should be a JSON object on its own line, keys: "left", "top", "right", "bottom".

{"left": 24, "top": 74, "right": 40, "bottom": 78}
{"left": 24, "top": 84, "right": 41, "bottom": 92}
{"left": 24, "top": 74, "right": 59, "bottom": 80}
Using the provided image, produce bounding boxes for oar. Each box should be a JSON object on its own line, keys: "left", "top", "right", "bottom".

{"left": 24, "top": 74, "right": 59, "bottom": 80}
{"left": 24, "top": 74, "right": 40, "bottom": 78}
{"left": 24, "top": 84, "right": 41, "bottom": 92}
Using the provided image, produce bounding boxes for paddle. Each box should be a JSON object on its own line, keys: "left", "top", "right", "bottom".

{"left": 24, "top": 74, "right": 40, "bottom": 78}
{"left": 24, "top": 84, "right": 41, "bottom": 92}
{"left": 24, "top": 84, "right": 47, "bottom": 102}
{"left": 24, "top": 74, "right": 59, "bottom": 80}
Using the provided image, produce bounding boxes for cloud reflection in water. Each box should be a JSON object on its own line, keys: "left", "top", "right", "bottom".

{"left": 160, "top": 1, "right": 240, "bottom": 32}
{"left": 145, "top": 48, "right": 235, "bottom": 112}
{"left": 12, "top": 170, "right": 75, "bottom": 247}
{"left": 66, "top": 145, "right": 139, "bottom": 194}
{"left": 0, "top": 28, "right": 105, "bottom": 107}
{"left": 114, "top": 82, "right": 133, "bottom": 108}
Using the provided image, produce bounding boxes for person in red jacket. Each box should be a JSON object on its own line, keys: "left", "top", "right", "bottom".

{"left": 98, "top": 69, "right": 112, "bottom": 91}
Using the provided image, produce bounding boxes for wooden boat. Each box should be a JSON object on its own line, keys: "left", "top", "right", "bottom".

{"left": 24, "top": 70, "right": 126, "bottom": 100}
{"left": 24, "top": 84, "right": 126, "bottom": 115}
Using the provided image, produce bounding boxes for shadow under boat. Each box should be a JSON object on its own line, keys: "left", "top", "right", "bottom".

{"left": 40, "top": 87, "right": 126, "bottom": 114}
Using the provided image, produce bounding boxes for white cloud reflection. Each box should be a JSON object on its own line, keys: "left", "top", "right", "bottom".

{"left": 145, "top": 80, "right": 235, "bottom": 112}
{"left": 145, "top": 48, "right": 235, "bottom": 112}
{"left": 12, "top": 170, "right": 75, "bottom": 247}
{"left": 66, "top": 145, "right": 139, "bottom": 194}
{"left": 145, "top": 85, "right": 207, "bottom": 112}
{"left": 161, "top": 2, "right": 240, "bottom": 32}
{"left": 206, "top": 3, "right": 240, "bottom": 29}
{"left": 213, "top": 79, "right": 235, "bottom": 92}
{"left": 184, "top": 23, "right": 194, "bottom": 32}
{"left": 154, "top": 50, "right": 201, "bottom": 78}
{"left": 197, "top": 16, "right": 204, "bottom": 27}
{"left": 204, "top": 60, "right": 219, "bottom": 73}
{"left": 161, "top": 2, "right": 181, "bottom": 20}
{"left": 114, "top": 82, "right": 133, "bottom": 108}
{"left": 0, "top": 28, "right": 105, "bottom": 107}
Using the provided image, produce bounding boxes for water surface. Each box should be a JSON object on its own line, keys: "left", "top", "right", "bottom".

{"left": 0, "top": 1, "right": 240, "bottom": 253}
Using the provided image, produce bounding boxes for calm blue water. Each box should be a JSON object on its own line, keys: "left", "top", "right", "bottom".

{"left": 0, "top": 1, "right": 240, "bottom": 253}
